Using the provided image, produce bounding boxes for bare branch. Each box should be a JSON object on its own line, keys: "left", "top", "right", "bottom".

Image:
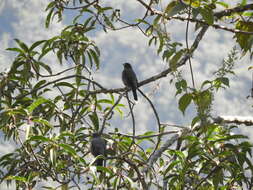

{"left": 213, "top": 116, "right": 253, "bottom": 126}
{"left": 214, "top": 3, "right": 253, "bottom": 18}
{"left": 144, "top": 127, "right": 190, "bottom": 172}
{"left": 109, "top": 130, "right": 178, "bottom": 139}
{"left": 99, "top": 93, "right": 125, "bottom": 134}
{"left": 170, "top": 16, "right": 253, "bottom": 35}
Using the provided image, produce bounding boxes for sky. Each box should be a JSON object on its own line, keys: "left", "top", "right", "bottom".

{"left": 0, "top": 0, "right": 253, "bottom": 189}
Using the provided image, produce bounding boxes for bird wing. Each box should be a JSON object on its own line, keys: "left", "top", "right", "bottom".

{"left": 122, "top": 69, "right": 138, "bottom": 89}
{"left": 91, "top": 137, "right": 106, "bottom": 156}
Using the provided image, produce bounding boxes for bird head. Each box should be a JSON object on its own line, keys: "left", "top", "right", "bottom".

{"left": 123, "top": 63, "right": 132, "bottom": 69}
{"left": 92, "top": 132, "right": 100, "bottom": 138}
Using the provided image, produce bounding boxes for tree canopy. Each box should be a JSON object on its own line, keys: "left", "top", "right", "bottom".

{"left": 1, "top": 0, "right": 253, "bottom": 189}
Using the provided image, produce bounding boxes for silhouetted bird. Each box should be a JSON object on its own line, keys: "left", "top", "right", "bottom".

{"left": 122, "top": 63, "right": 138, "bottom": 101}
{"left": 90, "top": 133, "right": 106, "bottom": 166}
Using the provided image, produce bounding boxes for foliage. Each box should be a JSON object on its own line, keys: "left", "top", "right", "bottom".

{"left": 1, "top": 0, "right": 253, "bottom": 189}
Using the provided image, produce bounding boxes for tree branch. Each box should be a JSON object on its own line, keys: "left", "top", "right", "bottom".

{"left": 214, "top": 3, "right": 253, "bottom": 18}
{"left": 213, "top": 116, "right": 253, "bottom": 126}
{"left": 144, "top": 127, "right": 190, "bottom": 172}
{"left": 109, "top": 130, "right": 178, "bottom": 139}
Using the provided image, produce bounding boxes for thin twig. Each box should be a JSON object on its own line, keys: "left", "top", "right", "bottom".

{"left": 186, "top": 0, "right": 195, "bottom": 88}
{"left": 109, "top": 130, "right": 178, "bottom": 139}
{"left": 144, "top": 127, "right": 190, "bottom": 172}
{"left": 99, "top": 93, "right": 125, "bottom": 134}
{"left": 15, "top": 74, "right": 106, "bottom": 99}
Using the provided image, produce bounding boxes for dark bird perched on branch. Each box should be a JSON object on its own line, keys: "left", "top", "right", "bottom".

{"left": 90, "top": 133, "right": 106, "bottom": 166}
{"left": 122, "top": 63, "right": 138, "bottom": 101}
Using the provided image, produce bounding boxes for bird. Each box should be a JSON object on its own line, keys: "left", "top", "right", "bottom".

{"left": 90, "top": 133, "right": 106, "bottom": 167}
{"left": 122, "top": 63, "right": 138, "bottom": 101}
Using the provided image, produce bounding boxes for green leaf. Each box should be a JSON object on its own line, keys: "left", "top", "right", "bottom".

{"left": 38, "top": 62, "right": 52, "bottom": 74}
{"left": 33, "top": 118, "right": 52, "bottom": 128}
{"left": 178, "top": 93, "right": 192, "bottom": 115}
{"left": 59, "top": 143, "right": 76, "bottom": 155}
{"left": 215, "top": 134, "right": 248, "bottom": 142}
{"left": 27, "top": 97, "right": 49, "bottom": 113}
{"left": 57, "top": 51, "right": 63, "bottom": 65}
{"left": 201, "top": 80, "right": 212, "bottom": 88}
{"left": 29, "top": 40, "right": 46, "bottom": 51}
{"left": 54, "top": 82, "right": 75, "bottom": 89}
{"left": 14, "top": 39, "right": 29, "bottom": 53}
{"left": 29, "top": 135, "right": 50, "bottom": 142}
{"left": 169, "top": 49, "right": 185, "bottom": 71}
{"left": 199, "top": 7, "right": 214, "bottom": 25}
{"left": 83, "top": 16, "right": 93, "bottom": 28}
{"left": 235, "top": 21, "right": 253, "bottom": 53}
{"left": 217, "top": 77, "right": 229, "bottom": 87}
{"left": 33, "top": 80, "right": 47, "bottom": 90}
{"left": 164, "top": 160, "right": 181, "bottom": 174}
{"left": 213, "top": 169, "right": 223, "bottom": 189}
{"left": 215, "top": 2, "right": 229, "bottom": 8}
{"left": 97, "top": 99, "right": 113, "bottom": 104}
{"left": 124, "top": 175, "right": 134, "bottom": 186}
{"left": 45, "top": 8, "right": 54, "bottom": 28}
{"left": 89, "top": 112, "right": 99, "bottom": 130}
{"left": 39, "top": 47, "right": 53, "bottom": 60}
{"left": 89, "top": 49, "right": 100, "bottom": 69}
{"left": 191, "top": 116, "right": 200, "bottom": 127}
{"left": 5, "top": 176, "right": 27, "bottom": 182}
{"left": 45, "top": 1, "right": 56, "bottom": 11}
{"left": 6, "top": 47, "right": 24, "bottom": 54}
{"left": 96, "top": 166, "right": 114, "bottom": 175}
{"left": 241, "top": 0, "right": 247, "bottom": 6}
{"left": 165, "top": 1, "right": 187, "bottom": 17}
{"left": 153, "top": 15, "right": 161, "bottom": 26}
{"left": 182, "top": 0, "right": 200, "bottom": 7}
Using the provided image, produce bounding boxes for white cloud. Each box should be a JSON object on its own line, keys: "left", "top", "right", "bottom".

{"left": 0, "top": 33, "right": 12, "bottom": 71}
{"left": 0, "top": 0, "right": 5, "bottom": 13}
{"left": 10, "top": 0, "right": 63, "bottom": 43}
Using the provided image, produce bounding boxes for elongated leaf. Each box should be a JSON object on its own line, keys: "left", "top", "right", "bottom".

{"left": 38, "top": 62, "right": 52, "bottom": 74}
{"left": 54, "top": 82, "right": 75, "bottom": 88}
{"left": 89, "top": 49, "right": 100, "bottom": 69}
{"left": 33, "top": 80, "right": 47, "bottom": 90}
{"left": 27, "top": 97, "right": 49, "bottom": 113}
{"left": 45, "top": 1, "right": 56, "bottom": 11}
{"left": 29, "top": 40, "right": 46, "bottom": 51}
{"left": 6, "top": 48, "right": 24, "bottom": 54}
{"left": 165, "top": 1, "right": 187, "bottom": 17}
{"left": 217, "top": 77, "right": 229, "bottom": 87}
{"left": 170, "top": 49, "right": 185, "bottom": 71}
{"left": 235, "top": 21, "right": 253, "bottom": 52}
{"left": 96, "top": 166, "right": 114, "bottom": 175}
{"left": 89, "top": 112, "right": 99, "bottom": 130}
{"left": 33, "top": 118, "right": 52, "bottom": 128}
{"left": 179, "top": 93, "right": 192, "bottom": 115}
{"left": 200, "top": 7, "right": 214, "bottom": 25}
{"left": 14, "top": 39, "right": 29, "bottom": 52}
{"left": 45, "top": 8, "right": 54, "bottom": 28}
{"left": 29, "top": 135, "right": 50, "bottom": 142}
{"left": 59, "top": 143, "right": 76, "bottom": 155}
{"left": 6, "top": 176, "right": 27, "bottom": 182}
{"left": 39, "top": 47, "right": 53, "bottom": 60}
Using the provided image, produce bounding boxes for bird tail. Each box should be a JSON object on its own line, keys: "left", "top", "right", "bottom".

{"left": 133, "top": 89, "right": 138, "bottom": 101}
